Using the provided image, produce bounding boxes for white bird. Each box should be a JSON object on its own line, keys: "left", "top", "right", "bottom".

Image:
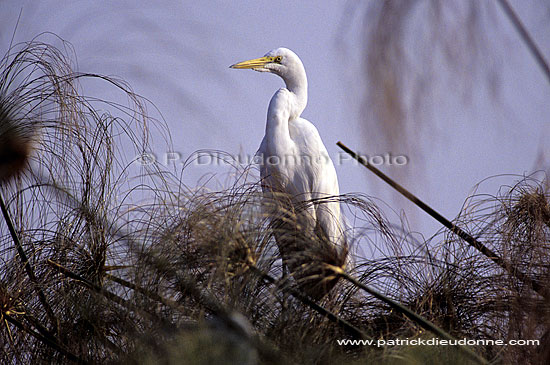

{"left": 230, "top": 48, "right": 347, "bottom": 298}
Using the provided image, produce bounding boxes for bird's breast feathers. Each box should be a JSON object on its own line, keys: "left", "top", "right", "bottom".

{"left": 258, "top": 118, "right": 337, "bottom": 197}
{"left": 267, "top": 88, "right": 291, "bottom": 119}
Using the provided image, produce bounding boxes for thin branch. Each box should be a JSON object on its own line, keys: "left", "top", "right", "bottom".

{"left": 247, "top": 264, "right": 368, "bottom": 341}
{"left": 0, "top": 193, "right": 59, "bottom": 331}
{"left": 105, "top": 273, "right": 183, "bottom": 312}
{"left": 3, "top": 313, "right": 86, "bottom": 364}
{"left": 336, "top": 268, "right": 488, "bottom": 365}
{"left": 337, "top": 141, "right": 548, "bottom": 298}
{"left": 109, "top": 261, "right": 283, "bottom": 362}
{"left": 497, "top": 0, "right": 550, "bottom": 85}
{"left": 46, "top": 259, "right": 173, "bottom": 330}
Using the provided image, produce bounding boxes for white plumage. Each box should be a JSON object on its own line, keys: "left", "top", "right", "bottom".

{"left": 231, "top": 48, "right": 347, "bottom": 298}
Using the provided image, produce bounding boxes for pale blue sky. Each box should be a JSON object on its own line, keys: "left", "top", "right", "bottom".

{"left": 1, "top": 0, "right": 548, "bottom": 242}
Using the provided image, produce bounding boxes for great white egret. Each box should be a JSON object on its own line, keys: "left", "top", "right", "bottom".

{"left": 230, "top": 48, "right": 347, "bottom": 298}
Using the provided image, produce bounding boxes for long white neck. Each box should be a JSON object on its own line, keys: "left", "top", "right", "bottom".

{"left": 282, "top": 66, "right": 307, "bottom": 120}
{"left": 264, "top": 61, "right": 309, "bottom": 154}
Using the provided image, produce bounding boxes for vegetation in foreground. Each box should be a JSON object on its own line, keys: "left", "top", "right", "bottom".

{"left": 0, "top": 36, "right": 549, "bottom": 364}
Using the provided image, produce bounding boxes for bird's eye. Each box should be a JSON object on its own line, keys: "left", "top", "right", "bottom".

{"left": 275, "top": 56, "right": 283, "bottom": 63}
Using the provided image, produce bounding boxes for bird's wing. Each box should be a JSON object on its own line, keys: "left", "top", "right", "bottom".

{"left": 289, "top": 118, "right": 345, "bottom": 247}
{"left": 256, "top": 135, "right": 276, "bottom": 196}
{"left": 256, "top": 136, "right": 267, "bottom": 181}
{"left": 288, "top": 118, "right": 339, "bottom": 196}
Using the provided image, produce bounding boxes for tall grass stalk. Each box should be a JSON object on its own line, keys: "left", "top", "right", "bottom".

{"left": 0, "top": 36, "right": 548, "bottom": 364}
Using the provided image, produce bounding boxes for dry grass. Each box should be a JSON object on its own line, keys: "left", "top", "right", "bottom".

{"left": 355, "top": 0, "right": 499, "bottom": 157}
{"left": 0, "top": 36, "right": 549, "bottom": 364}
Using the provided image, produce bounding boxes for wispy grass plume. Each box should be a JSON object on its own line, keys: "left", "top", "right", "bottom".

{"left": 0, "top": 35, "right": 548, "bottom": 364}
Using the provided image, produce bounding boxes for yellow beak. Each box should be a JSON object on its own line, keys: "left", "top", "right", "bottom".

{"left": 230, "top": 56, "right": 275, "bottom": 69}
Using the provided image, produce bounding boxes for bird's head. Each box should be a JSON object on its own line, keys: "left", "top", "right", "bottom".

{"left": 230, "top": 48, "right": 305, "bottom": 80}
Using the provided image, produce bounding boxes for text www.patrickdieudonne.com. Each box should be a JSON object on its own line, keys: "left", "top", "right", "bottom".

{"left": 336, "top": 338, "right": 540, "bottom": 347}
